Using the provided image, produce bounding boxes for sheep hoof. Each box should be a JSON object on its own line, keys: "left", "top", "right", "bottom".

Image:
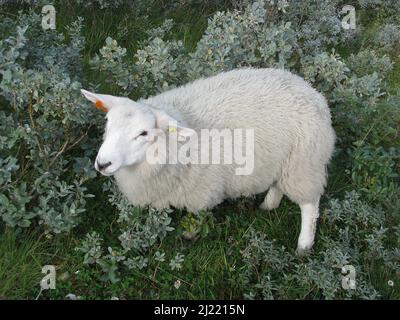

{"left": 260, "top": 187, "right": 283, "bottom": 210}
{"left": 296, "top": 244, "right": 313, "bottom": 256}
{"left": 296, "top": 248, "right": 309, "bottom": 257}
{"left": 259, "top": 202, "right": 270, "bottom": 210}
{"left": 259, "top": 201, "right": 279, "bottom": 211}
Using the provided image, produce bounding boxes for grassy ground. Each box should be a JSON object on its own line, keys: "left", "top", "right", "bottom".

{"left": 0, "top": 1, "right": 399, "bottom": 300}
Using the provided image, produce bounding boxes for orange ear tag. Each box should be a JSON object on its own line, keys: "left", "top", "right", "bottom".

{"left": 95, "top": 100, "right": 108, "bottom": 112}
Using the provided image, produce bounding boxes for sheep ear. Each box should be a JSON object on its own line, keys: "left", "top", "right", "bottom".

{"left": 153, "top": 109, "right": 196, "bottom": 139}
{"left": 81, "top": 89, "right": 118, "bottom": 112}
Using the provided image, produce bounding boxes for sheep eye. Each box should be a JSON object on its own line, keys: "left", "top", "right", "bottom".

{"left": 133, "top": 130, "right": 148, "bottom": 140}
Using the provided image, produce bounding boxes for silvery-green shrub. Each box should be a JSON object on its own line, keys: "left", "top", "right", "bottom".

{"left": 0, "top": 13, "right": 98, "bottom": 232}
{"left": 240, "top": 191, "right": 397, "bottom": 299}
{"left": 374, "top": 24, "right": 400, "bottom": 54}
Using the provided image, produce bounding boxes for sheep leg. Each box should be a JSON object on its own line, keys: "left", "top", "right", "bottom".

{"left": 260, "top": 185, "right": 283, "bottom": 210}
{"left": 297, "top": 201, "right": 320, "bottom": 254}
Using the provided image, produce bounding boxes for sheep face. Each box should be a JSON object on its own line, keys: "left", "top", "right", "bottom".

{"left": 95, "top": 104, "right": 157, "bottom": 175}
{"left": 81, "top": 89, "right": 195, "bottom": 176}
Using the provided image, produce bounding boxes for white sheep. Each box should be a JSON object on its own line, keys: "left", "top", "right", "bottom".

{"left": 81, "top": 68, "right": 335, "bottom": 253}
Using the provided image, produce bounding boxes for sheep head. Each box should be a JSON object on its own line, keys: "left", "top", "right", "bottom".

{"left": 81, "top": 89, "right": 195, "bottom": 176}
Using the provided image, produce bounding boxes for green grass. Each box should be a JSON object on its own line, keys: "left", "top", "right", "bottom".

{"left": 0, "top": 1, "right": 399, "bottom": 300}
{"left": 0, "top": 229, "right": 46, "bottom": 299}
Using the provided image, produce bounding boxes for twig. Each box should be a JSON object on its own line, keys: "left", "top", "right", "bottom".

{"left": 65, "top": 125, "right": 92, "bottom": 152}
{"left": 28, "top": 96, "right": 48, "bottom": 167}
{"left": 48, "top": 138, "right": 70, "bottom": 169}
{"left": 48, "top": 125, "right": 92, "bottom": 169}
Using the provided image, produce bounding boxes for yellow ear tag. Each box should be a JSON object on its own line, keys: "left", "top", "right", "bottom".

{"left": 168, "top": 126, "right": 177, "bottom": 133}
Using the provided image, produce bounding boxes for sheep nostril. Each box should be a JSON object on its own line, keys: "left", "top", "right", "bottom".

{"left": 97, "top": 161, "right": 112, "bottom": 171}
